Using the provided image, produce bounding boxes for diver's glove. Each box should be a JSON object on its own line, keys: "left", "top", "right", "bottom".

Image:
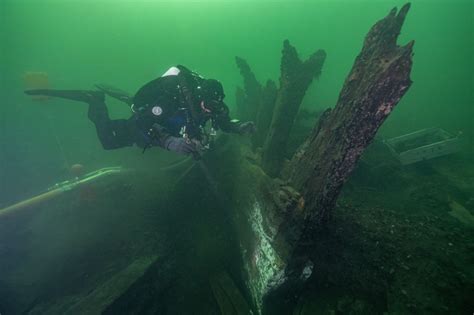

{"left": 163, "top": 136, "right": 200, "bottom": 157}
{"left": 148, "top": 123, "right": 201, "bottom": 158}
{"left": 237, "top": 121, "right": 256, "bottom": 135}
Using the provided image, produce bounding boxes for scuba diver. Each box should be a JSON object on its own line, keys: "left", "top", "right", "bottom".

{"left": 25, "top": 65, "right": 255, "bottom": 159}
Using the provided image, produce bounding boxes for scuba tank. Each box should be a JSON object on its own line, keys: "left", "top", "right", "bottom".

{"left": 135, "top": 65, "right": 220, "bottom": 153}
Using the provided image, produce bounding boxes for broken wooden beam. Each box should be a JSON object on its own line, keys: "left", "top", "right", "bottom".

{"left": 235, "top": 57, "right": 263, "bottom": 122}
{"left": 287, "top": 3, "right": 414, "bottom": 226}
{"left": 261, "top": 4, "right": 414, "bottom": 312}
{"left": 262, "top": 40, "right": 326, "bottom": 177}
{"left": 235, "top": 86, "right": 246, "bottom": 120}
{"left": 252, "top": 79, "right": 278, "bottom": 149}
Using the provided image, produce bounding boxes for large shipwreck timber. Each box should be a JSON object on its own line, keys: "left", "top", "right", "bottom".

{"left": 211, "top": 4, "right": 414, "bottom": 313}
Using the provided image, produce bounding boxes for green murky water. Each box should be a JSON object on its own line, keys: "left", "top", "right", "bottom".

{"left": 1, "top": 1, "right": 472, "bottom": 314}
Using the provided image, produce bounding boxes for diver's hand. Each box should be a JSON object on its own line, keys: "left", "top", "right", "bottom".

{"left": 238, "top": 121, "right": 256, "bottom": 135}
{"left": 163, "top": 136, "right": 200, "bottom": 157}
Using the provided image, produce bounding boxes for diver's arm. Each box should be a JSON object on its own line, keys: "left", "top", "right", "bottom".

{"left": 214, "top": 104, "right": 255, "bottom": 134}
{"left": 148, "top": 123, "right": 199, "bottom": 156}
{"left": 146, "top": 123, "right": 171, "bottom": 147}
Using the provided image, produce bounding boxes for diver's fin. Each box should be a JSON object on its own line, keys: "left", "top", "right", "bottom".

{"left": 94, "top": 84, "right": 133, "bottom": 105}
{"left": 25, "top": 89, "right": 104, "bottom": 104}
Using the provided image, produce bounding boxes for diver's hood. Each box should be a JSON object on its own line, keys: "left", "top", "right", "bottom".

{"left": 195, "top": 79, "right": 225, "bottom": 112}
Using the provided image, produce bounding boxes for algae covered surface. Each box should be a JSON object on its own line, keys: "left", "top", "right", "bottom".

{"left": 1, "top": 0, "right": 473, "bottom": 314}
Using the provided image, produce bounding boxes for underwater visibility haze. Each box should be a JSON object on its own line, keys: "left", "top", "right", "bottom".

{"left": 0, "top": 0, "right": 473, "bottom": 314}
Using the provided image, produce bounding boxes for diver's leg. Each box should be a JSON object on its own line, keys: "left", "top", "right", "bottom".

{"left": 94, "top": 119, "right": 135, "bottom": 150}
{"left": 25, "top": 89, "right": 135, "bottom": 149}
{"left": 73, "top": 94, "right": 135, "bottom": 150}
{"left": 94, "top": 84, "right": 133, "bottom": 105}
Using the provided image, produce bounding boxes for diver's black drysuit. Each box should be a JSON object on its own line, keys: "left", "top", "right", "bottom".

{"left": 26, "top": 65, "right": 251, "bottom": 155}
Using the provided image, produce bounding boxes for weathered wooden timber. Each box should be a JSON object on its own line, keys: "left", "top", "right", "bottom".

{"left": 262, "top": 40, "right": 326, "bottom": 177}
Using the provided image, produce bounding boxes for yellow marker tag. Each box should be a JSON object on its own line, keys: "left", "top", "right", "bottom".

{"left": 23, "top": 72, "right": 50, "bottom": 101}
